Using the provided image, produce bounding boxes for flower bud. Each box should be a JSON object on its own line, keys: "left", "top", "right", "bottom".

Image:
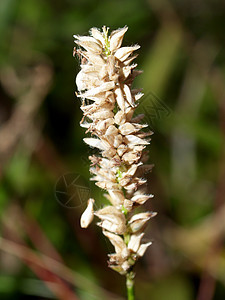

{"left": 110, "top": 26, "right": 128, "bottom": 52}
{"left": 80, "top": 198, "right": 95, "bottom": 228}
{"left": 95, "top": 206, "right": 126, "bottom": 234}
{"left": 129, "top": 212, "right": 157, "bottom": 233}
{"left": 137, "top": 242, "right": 152, "bottom": 257}
{"left": 128, "top": 232, "right": 144, "bottom": 253}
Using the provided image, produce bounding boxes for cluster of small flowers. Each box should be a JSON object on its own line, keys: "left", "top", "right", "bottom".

{"left": 74, "top": 26, "right": 156, "bottom": 275}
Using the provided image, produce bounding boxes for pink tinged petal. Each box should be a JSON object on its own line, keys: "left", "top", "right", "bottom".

{"left": 109, "top": 26, "right": 128, "bottom": 52}
{"left": 123, "top": 84, "right": 135, "bottom": 107}
{"left": 80, "top": 198, "right": 95, "bottom": 228}
{"left": 90, "top": 27, "right": 105, "bottom": 46}
{"left": 128, "top": 232, "right": 144, "bottom": 253}
{"left": 114, "top": 45, "right": 140, "bottom": 62}
{"left": 124, "top": 135, "right": 149, "bottom": 145}
{"left": 115, "top": 87, "right": 125, "bottom": 111}
{"left": 83, "top": 138, "right": 105, "bottom": 150}
{"left": 137, "top": 242, "right": 152, "bottom": 257}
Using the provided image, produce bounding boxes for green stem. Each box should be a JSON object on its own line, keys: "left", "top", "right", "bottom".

{"left": 126, "top": 272, "right": 135, "bottom": 300}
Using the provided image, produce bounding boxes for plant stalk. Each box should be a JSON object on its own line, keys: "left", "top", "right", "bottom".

{"left": 126, "top": 272, "right": 135, "bottom": 300}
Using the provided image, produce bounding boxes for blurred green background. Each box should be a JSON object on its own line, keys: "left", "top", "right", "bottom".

{"left": 0, "top": 0, "right": 225, "bottom": 299}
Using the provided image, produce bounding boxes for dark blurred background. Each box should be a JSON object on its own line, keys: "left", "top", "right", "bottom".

{"left": 0, "top": 0, "right": 225, "bottom": 299}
